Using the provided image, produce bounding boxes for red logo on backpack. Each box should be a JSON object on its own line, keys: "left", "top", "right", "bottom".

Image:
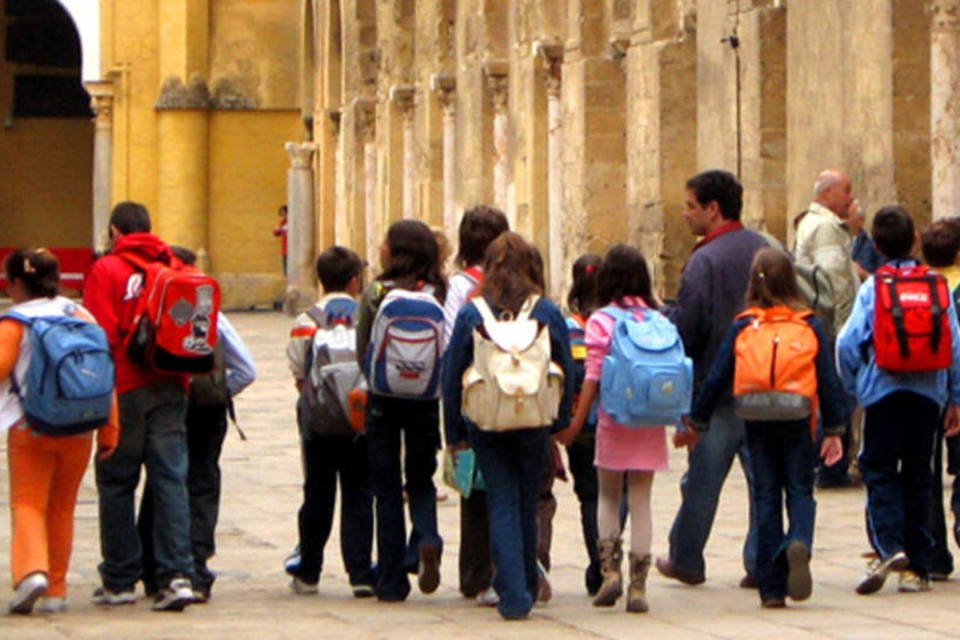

{"left": 873, "top": 264, "right": 952, "bottom": 372}
{"left": 123, "top": 252, "right": 222, "bottom": 374}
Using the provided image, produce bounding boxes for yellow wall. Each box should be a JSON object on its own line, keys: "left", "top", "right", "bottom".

{"left": 208, "top": 110, "right": 302, "bottom": 274}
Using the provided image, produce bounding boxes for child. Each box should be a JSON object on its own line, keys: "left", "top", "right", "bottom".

{"left": 556, "top": 244, "right": 665, "bottom": 613}
{"left": 0, "top": 249, "right": 119, "bottom": 614}
{"left": 838, "top": 205, "right": 960, "bottom": 595}
{"left": 284, "top": 246, "right": 375, "bottom": 596}
{"left": 921, "top": 218, "right": 960, "bottom": 579}
{"left": 442, "top": 205, "right": 509, "bottom": 604}
{"left": 687, "top": 247, "right": 846, "bottom": 608}
{"left": 442, "top": 232, "right": 573, "bottom": 620}
{"left": 357, "top": 220, "right": 447, "bottom": 602}
{"left": 563, "top": 253, "right": 604, "bottom": 596}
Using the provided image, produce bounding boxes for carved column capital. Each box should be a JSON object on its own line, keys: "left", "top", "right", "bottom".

{"left": 355, "top": 98, "right": 377, "bottom": 143}
{"left": 85, "top": 80, "right": 115, "bottom": 128}
{"left": 390, "top": 84, "right": 416, "bottom": 113}
{"left": 933, "top": 0, "right": 960, "bottom": 31}
{"left": 431, "top": 73, "right": 457, "bottom": 116}
{"left": 487, "top": 74, "right": 509, "bottom": 112}
{"left": 285, "top": 141, "right": 318, "bottom": 168}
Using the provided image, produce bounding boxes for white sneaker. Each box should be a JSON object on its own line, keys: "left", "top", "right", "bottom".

{"left": 35, "top": 597, "right": 68, "bottom": 614}
{"left": 151, "top": 578, "right": 193, "bottom": 612}
{"left": 475, "top": 587, "right": 499, "bottom": 607}
{"left": 289, "top": 577, "right": 318, "bottom": 595}
{"left": 9, "top": 572, "right": 48, "bottom": 614}
{"left": 91, "top": 586, "right": 137, "bottom": 606}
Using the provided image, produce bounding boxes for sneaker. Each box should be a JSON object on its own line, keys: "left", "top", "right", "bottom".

{"left": 537, "top": 561, "right": 552, "bottom": 603}
{"left": 417, "top": 544, "right": 440, "bottom": 594}
{"left": 856, "top": 551, "right": 909, "bottom": 595}
{"left": 655, "top": 557, "right": 706, "bottom": 586}
{"left": 9, "top": 572, "right": 48, "bottom": 614}
{"left": 283, "top": 546, "right": 303, "bottom": 577}
{"left": 191, "top": 586, "right": 211, "bottom": 604}
{"left": 35, "top": 597, "right": 68, "bottom": 614}
{"left": 739, "top": 573, "right": 758, "bottom": 589}
{"left": 898, "top": 570, "right": 933, "bottom": 593}
{"left": 289, "top": 577, "right": 318, "bottom": 595}
{"left": 91, "top": 586, "right": 137, "bottom": 606}
{"left": 351, "top": 583, "right": 375, "bottom": 598}
{"left": 475, "top": 587, "right": 499, "bottom": 607}
{"left": 151, "top": 578, "right": 194, "bottom": 612}
{"left": 786, "top": 541, "right": 812, "bottom": 601}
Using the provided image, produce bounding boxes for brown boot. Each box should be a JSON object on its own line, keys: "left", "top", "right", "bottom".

{"left": 592, "top": 538, "right": 623, "bottom": 607}
{"left": 626, "top": 553, "right": 651, "bottom": 613}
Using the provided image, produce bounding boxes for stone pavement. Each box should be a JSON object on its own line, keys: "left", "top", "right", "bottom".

{"left": 3, "top": 311, "right": 960, "bottom": 639}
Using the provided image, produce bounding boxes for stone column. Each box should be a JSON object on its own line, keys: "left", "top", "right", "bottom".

{"left": 364, "top": 139, "right": 379, "bottom": 269}
{"left": 285, "top": 141, "right": 319, "bottom": 314}
{"left": 932, "top": 0, "right": 960, "bottom": 220}
{"left": 433, "top": 74, "right": 458, "bottom": 241}
{"left": 489, "top": 71, "right": 511, "bottom": 221}
{"left": 86, "top": 81, "right": 114, "bottom": 253}
{"left": 402, "top": 97, "right": 417, "bottom": 220}
{"left": 544, "top": 52, "right": 565, "bottom": 301}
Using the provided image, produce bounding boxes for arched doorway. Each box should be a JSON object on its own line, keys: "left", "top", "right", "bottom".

{"left": 0, "top": 0, "right": 93, "bottom": 252}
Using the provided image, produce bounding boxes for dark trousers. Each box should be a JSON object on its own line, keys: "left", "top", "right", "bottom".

{"left": 292, "top": 432, "right": 374, "bottom": 586}
{"left": 475, "top": 428, "right": 550, "bottom": 620}
{"left": 538, "top": 443, "right": 557, "bottom": 573}
{"left": 566, "top": 433, "right": 601, "bottom": 593}
{"left": 140, "top": 402, "right": 229, "bottom": 593}
{"left": 365, "top": 394, "right": 442, "bottom": 601}
{"left": 458, "top": 491, "right": 491, "bottom": 597}
{"left": 929, "top": 420, "right": 960, "bottom": 575}
{"left": 745, "top": 420, "right": 817, "bottom": 601}
{"left": 860, "top": 391, "right": 939, "bottom": 578}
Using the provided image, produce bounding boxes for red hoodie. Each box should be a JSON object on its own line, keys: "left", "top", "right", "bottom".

{"left": 83, "top": 233, "right": 190, "bottom": 394}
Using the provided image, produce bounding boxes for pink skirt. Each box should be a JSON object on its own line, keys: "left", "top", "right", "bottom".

{"left": 594, "top": 411, "right": 669, "bottom": 472}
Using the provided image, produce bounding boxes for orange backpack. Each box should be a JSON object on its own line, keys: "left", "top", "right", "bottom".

{"left": 733, "top": 306, "right": 819, "bottom": 427}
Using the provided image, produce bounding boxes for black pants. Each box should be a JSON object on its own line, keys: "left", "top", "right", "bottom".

{"left": 459, "top": 491, "right": 492, "bottom": 597}
{"left": 566, "top": 433, "right": 601, "bottom": 593}
{"left": 293, "top": 432, "right": 374, "bottom": 586}
{"left": 860, "top": 391, "right": 939, "bottom": 578}
{"left": 929, "top": 418, "right": 960, "bottom": 575}
{"left": 139, "top": 402, "right": 227, "bottom": 593}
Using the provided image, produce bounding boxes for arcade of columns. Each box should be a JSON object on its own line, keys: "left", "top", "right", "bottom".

{"left": 281, "top": 0, "right": 960, "bottom": 310}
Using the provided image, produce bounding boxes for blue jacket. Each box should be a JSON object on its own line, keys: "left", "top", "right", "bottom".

{"left": 836, "top": 259, "right": 960, "bottom": 408}
{"left": 690, "top": 312, "right": 848, "bottom": 434}
{"left": 442, "top": 295, "right": 575, "bottom": 445}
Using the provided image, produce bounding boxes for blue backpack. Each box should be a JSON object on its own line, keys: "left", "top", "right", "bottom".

{"left": 598, "top": 306, "right": 692, "bottom": 427}
{"left": 6, "top": 312, "right": 114, "bottom": 436}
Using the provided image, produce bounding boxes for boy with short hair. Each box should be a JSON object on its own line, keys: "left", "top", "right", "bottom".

{"left": 283, "top": 246, "right": 375, "bottom": 596}
{"left": 921, "top": 218, "right": 960, "bottom": 579}
{"left": 837, "top": 206, "right": 960, "bottom": 595}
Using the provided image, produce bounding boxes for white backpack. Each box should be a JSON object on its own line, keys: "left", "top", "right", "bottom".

{"left": 461, "top": 296, "right": 564, "bottom": 432}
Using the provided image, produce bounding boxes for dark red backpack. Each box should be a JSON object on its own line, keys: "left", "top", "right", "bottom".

{"left": 123, "top": 252, "right": 222, "bottom": 374}
{"left": 873, "top": 264, "right": 952, "bottom": 372}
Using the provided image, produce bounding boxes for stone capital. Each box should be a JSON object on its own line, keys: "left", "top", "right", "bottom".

{"left": 486, "top": 73, "right": 509, "bottom": 112}
{"left": 354, "top": 98, "right": 376, "bottom": 142}
{"left": 85, "top": 80, "right": 115, "bottom": 126}
{"left": 431, "top": 73, "right": 456, "bottom": 114}
{"left": 933, "top": 0, "right": 960, "bottom": 31}
{"left": 285, "top": 141, "right": 318, "bottom": 168}
{"left": 390, "top": 84, "right": 416, "bottom": 113}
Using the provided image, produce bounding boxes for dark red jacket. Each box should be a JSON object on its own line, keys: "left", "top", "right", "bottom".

{"left": 83, "top": 233, "right": 189, "bottom": 394}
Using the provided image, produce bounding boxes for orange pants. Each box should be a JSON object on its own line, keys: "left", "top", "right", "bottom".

{"left": 8, "top": 422, "right": 93, "bottom": 597}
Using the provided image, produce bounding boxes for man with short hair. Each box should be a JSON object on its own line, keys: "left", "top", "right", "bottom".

{"left": 656, "top": 169, "right": 767, "bottom": 587}
{"left": 83, "top": 202, "right": 196, "bottom": 612}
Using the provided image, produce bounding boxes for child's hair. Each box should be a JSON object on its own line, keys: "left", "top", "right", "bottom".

{"left": 530, "top": 244, "right": 546, "bottom": 290}
{"left": 921, "top": 218, "right": 960, "bottom": 268}
{"left": 871, "top": 205, "right": 915, "bottom": 260}
{"left": 597, "top": 244, "right": 658, "bottom": 310}
{"left": 378, "top": 219, "right": 447, "bottom": 302}
{"left": 455, "top": 205, "right": 509, "bottom": 269}
{"left": 567, "top": 253, "right": 602, "bottom": 315}
{"left": 109, "top": 201, "right": 151, "bottom": 234}
{"left": 170, "top": 245, "right": 197, "bottom": 266}
{"left": 480, "top": 232, "right": 544, "bottom": 315}
{"left": 4, "top": 248, "right": 60, "bottom": 298}
{"left": 316, "top": 245, "right": 364, "bottom": 292}
{"left": 744, "top": 247, "right": 804, "bottom": 309}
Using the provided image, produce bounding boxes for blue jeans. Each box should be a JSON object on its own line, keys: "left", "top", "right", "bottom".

{"left": 96, "top": 382, "right": 192, "bottom": 591}
{"left": 745, "top": 420, "right": 816, "bottom": 601}
{"left": 668, "top": 403, "right": 757, "bottom": 579}
{"left": 474, "top": 428, "right": 550, "bottom": 620}
{"left": 861, "top": 391, "right": 939, "bottom": 578}
{"left": 365, "top": 394, "right": 442, "bottom": 600}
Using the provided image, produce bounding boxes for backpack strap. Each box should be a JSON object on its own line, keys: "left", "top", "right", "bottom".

{"left": 885, "top": 277, "right": 911, "bottom": 359}
{"left": 1, "top": 310, "right": 31, "bottom": 326}
{"left": 516, "top": 296, "right": 540, "bottom": 321}
{"left": 305, "top": 306, "right": 326, "bottom": 329}
{"left": 928, "top": 275, "right": 945, "bottom": 354}
{"left": 472, "top": 297, "right": 498, "bottom": 325}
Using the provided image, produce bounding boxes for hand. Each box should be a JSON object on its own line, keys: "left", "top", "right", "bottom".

{"left": 673, "top": 427, "right": 700, "bottom": 450}
{"left": 820, "top": 435, "right": 843, "bottom": 466}
{"left": 554, "top": 427, "right": 578, "bottom": 448}
{"left": 945, "top": 405, "right": 960, "bottom": 438}
{"left": 97, "top": 445, "right": 117, "bottom": 461}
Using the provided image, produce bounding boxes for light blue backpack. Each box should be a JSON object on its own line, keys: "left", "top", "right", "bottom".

{"left": 6, "top": 312, "right": 114, "bottom": 436}
{"left": 598, "top": 306, "right": 692, "bottom": 427}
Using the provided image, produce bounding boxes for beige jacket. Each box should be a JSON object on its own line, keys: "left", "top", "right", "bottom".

{"left": 795, "top": 202, "right": 860, "bottom": 334}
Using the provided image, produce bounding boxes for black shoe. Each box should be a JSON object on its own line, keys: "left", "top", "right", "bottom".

{"left": 786, "top": 541, "right": 812, "bottom": 601}
{"left": 418, "top": 544, "right": 440, "bottom": 594}
{"left": 655, "top": 557, "right": 706, "bottom": 586}
{"left": 739, "top": 573, "right": 758, "bottom": 589}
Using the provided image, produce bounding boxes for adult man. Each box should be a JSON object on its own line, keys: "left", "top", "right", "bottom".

{"left": 795, "top": 170, "right": 860, "bottom": 487}
{"left": 656, "top": 169, "right": 767, "bottom": 586}
{"left": 848, "top": 200, "right": 882, "bottom": 278}
{"left": 83, "top": 202, "right": 195, "bottom": 612}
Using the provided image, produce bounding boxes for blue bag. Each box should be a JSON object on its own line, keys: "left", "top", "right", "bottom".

{"left": 598, "top": 306, "right": 692, "bottom": 427}
{"left": 6, "top": 312, "right": 114, "bottom": 436}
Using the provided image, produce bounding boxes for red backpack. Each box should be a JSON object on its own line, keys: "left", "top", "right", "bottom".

{"left": 873, "top": 264, "right": 952, "bottom": 372}
{"left": 123, "top": 252, "right": 222, "bottom": 374}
